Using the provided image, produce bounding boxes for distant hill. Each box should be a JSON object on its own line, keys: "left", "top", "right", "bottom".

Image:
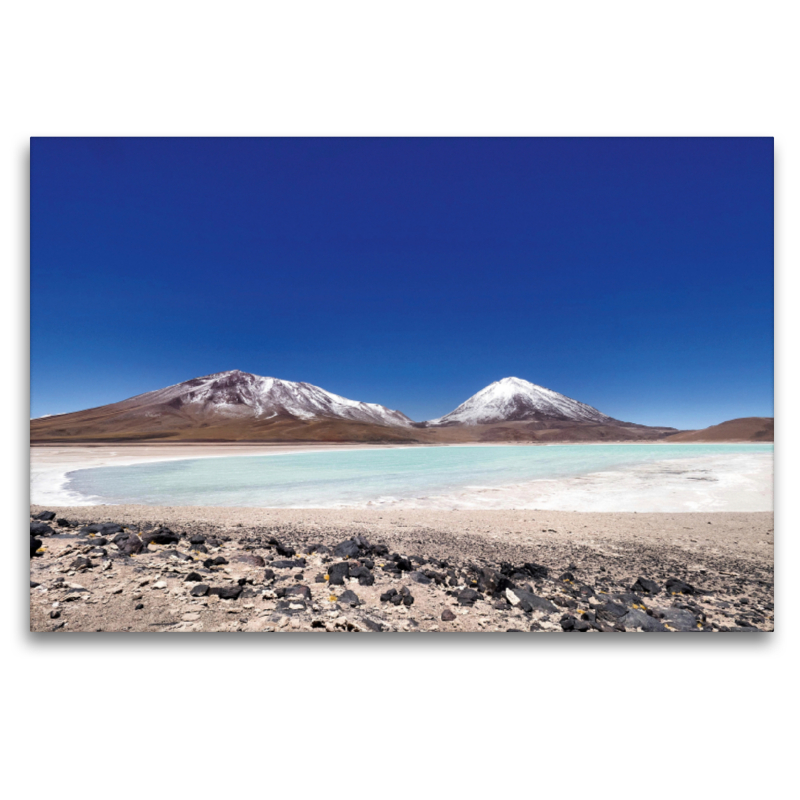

{"left": 664, "top": 417, "right": 774, "bottom": 443}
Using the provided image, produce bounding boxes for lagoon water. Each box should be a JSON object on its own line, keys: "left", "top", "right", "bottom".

{"left": 63, "top": 443, "right": 773, "bottom": 511}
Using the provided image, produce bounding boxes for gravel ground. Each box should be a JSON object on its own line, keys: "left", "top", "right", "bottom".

{"left": 29, "top": 505, "right": 774, "bottom": 633}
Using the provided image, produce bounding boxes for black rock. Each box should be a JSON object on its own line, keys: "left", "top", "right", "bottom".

{"left": 390, "top": 594, "right": 403, "bottom": 606}
{"left": 661, "top": 607, "right": 699, "bottom": 631}
{"left": 409, "top": 570, "right": 432, "bottom": 585}
{"left": 142, "top": 527, "right": 180, "bottom": 546}
{"left": 30, "top": 522, "right": 54, "bottom": 537}
{"left": 393, "top": 555, "right": 413, "bottom": 572}
{"left": 134, "top": 603, "right": 144, "bottom": 610}
{"left": 86, "top": 523, "right": 104, "bottom": 533}
{"left": 665, "top": 578, "right": 699, "bottom": 595}
{"left": 506, "top": 587, "right": 557, "bottom": 614}
{"left": 50, "top": 610, "right": 61, "bottom": 619}
{"left": 284, "top": 585, "right": 312, "bottom": 602}
{"left": 213, "top": 556, "right": 229, "bottom": 566}
{"left": 559, "top": 571, "right": 575, "bottom": 582}
{"left": 34, "top": 511, "right": 56, "bottom": 521}
{"left": 327, "top": 562, "right": 350, "bottom": 585}
{"left": 403, "top": 594, "right": 415, "bottom": 606}
{"left": 30, "top": 580, "right": 40, "bottom": 588}
{"left": 90, "top": 536, "right": 109, "bottom": 547}
{"left": 189, "top": 534, "right": 206, "bottom": 545}
{"left": 632, "top": 577, "right": 661, "bottom": 595}
{"left": 457, "top": 588, "right": 480, "bottom": 606}
{"left": 362, "top": 618, "right": 385, "bottom": 632}
{"left": 441, "top": 609, "right": 456, "bottom": 621}
{"left": 263, "top": 568, "right": 275, "bottom": 581}
{"left": 597, "top": 601, "right": 628, "bottom": 621}
{"left": 30, "top": 536, "right": 43, "bottom": 557}
{"left": 184, "top": 572, "right": 203, "bottom": 582}
{"left": 190, "top": 584, "right": 209, "bottom": 597}
{"left": 333, "top": 539, "right": 360, "bottom": 559}
{"left": 370, "top": 544, "right": 390, "bottom": 557}
{"left": 380, "top": 589, "right": 398, "bottom": 602}
{"left": 620, "top": 609, "right": 667, "bottom": 632}
{"left": 338, "top": 589, "right": 361, "bottom": 606}
{"left": 56, "top": 518, "right": 73, "bottom": 528}
{"left": 524, "top": 562, "right": 549, "bottom": 579}
{"left": 118, "top": 535, "right": 144, "bottom": 556}
{"left": 274, "top": 541, "right": 296, "bottom": 558}
{"left": 272, "top": 558, "right": 306, "bottom": 569}
{"left": 70, "top": 556, "right": 93, "bottom": 570}
{"left": 209, "top": 585, "right": 243, "bottom": 600}
{"left": 101, "top": 523, "right": 123, "bottom": 535}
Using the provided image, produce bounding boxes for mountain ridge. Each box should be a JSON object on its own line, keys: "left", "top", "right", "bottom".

{"left": 31, "top": 370, "right": 767, "bottom": 444}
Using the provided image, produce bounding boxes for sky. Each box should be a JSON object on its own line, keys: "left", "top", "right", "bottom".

{"left": 30, "top": 137, "right": 773, "bottom": 429}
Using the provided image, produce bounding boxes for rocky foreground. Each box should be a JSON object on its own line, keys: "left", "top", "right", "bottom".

{"left": 29, "top": 506, "right": 774, "bottom": 633}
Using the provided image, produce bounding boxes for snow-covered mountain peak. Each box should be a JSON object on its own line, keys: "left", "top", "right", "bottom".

{"left": 129, "top": 370, "right": 414, "bottom": 427}
{"left": 426, "top": 377, "right": 615, "bottom": 426}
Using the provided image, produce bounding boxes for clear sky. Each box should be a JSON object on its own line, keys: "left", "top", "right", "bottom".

{"left": 30, "top": 137, "right": 773, "bottom": 428}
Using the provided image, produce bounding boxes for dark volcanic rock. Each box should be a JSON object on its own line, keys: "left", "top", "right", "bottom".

{"left": 189, "top": 534, "right": 206, "bottom": 545}
{"left": 142, "top": 527, "right": 180, "bottom": 546}
{"left": 632, "top": 577, "right": 661, "bottom": 595}
{"left": 620, "top": 609, "right": 667, "bottom": 632}
{"left": 380, "top": 589, "right": 398, "bottom": 602}
{"left": 209, "top": 585, "right": 243, "bottom": 600}
{"left": 660, "top": 607, "right": 699, "bottom": 631}
{"left": 338, "top": 589, "right": 361, "bottom": 607}
{"left": 70, "top": 556, "right": 93, "bottom": 570}
{"left": 30, "top": 522, "right": 54, "bottom": 537}
{"left": 333, "top": 539, "right": 360, "bottom": 559}
{"left": 190, "top": 584, "right": 209, "bottom": 597}
{"left": 100, "top": 523, "right": 123, "bottom": 535}
{"left": 184, "top": 572, "right": 204, "bottom": 582}
{"left": 409, "top": 570, "right": 432, "bottom": 585}
{"left": 506, "top": 587, "right": 557, "bottom": 614}
{"left": 523, "top": 562, "right": 549, "bottom": 579}
{"left": 441, "top": 609, "right": 457, "bottom": 622}
{"left": 117, "top": 534, "right": 144, "bottom": 556}
{"left": 393, "top": 555, "right": 413, "bottom": 572}
{"left": 56, "top": 518, "right": 73, "bottom": 528}
{"left": 327, "top": 562, "right": 350, "bottom": 585}
{"left": 284, "top": 585, "right": 312, "bottom": 602}
{"left": 34, "top": 511, "right": 56, "bottom": 521}
{"left": 457, "top": 588, "right": 480, "bottom": 606}
{"left": 272, "top": 558, "right": 306, "bottom": 569}
{"left": 30, "top": 536, "right": 42, "bottom": 557}
{"left": 665, "top": 578, "right": 700, "bottom": 596}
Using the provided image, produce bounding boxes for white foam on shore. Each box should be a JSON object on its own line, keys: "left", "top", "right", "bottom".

{"left": 358, "top": 453, "right": 773, "bottom": 512}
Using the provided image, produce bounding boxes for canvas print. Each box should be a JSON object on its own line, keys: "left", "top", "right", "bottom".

{"left": 29, "top": 137, "right": 774, "bottom": 633}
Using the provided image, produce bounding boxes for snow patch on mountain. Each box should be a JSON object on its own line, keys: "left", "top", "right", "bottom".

{"left": 426, "top": 377, "right": 614, "bottom": 426}
{"left": 128, "top": 370, "right": 414, "bottom": 427}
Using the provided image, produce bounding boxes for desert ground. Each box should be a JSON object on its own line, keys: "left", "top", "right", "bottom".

{"left": 30, "top": 501, "right": 774, "bottom": 633}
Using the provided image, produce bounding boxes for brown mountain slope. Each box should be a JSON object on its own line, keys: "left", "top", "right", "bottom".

{"left": 30, "top": 406, "right": 678, "bottom": 445}
{"left": 663, "top": 417, "right": 773, "bottom": 443}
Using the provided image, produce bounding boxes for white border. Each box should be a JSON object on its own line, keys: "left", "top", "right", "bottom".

{"left": 4, "top": 3, "right": 795, "bottom": 798}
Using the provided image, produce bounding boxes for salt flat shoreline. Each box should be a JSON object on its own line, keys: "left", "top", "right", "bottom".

{"left": 29, "top": 503, "right": 774, "bottom": 633}
{"left": 29, "top": 442, "right": 773, "bottom": 511}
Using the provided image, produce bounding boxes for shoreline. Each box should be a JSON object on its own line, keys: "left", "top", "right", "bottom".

{"left": 30, "top": 442, "right": 773, "bottom": 512}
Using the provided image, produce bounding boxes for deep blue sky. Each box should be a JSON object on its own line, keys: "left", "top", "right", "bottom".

{"left": 30, "top": 137, "right": 773, "bottom": 428}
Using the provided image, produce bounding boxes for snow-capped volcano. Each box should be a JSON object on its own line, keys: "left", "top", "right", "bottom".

{"left": 122, "top": 370, "right": 414, "bottom": 427}
{"left": 425, "top": 377, "right": 615, "bottom": 426}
